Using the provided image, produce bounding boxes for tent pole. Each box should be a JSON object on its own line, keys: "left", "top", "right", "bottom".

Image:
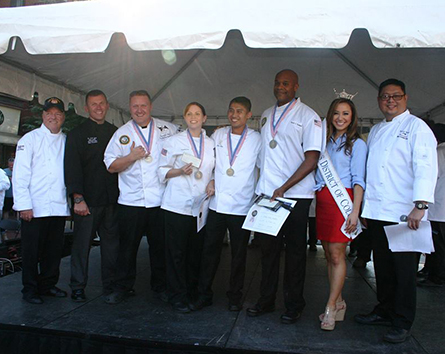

{"left": 332, "top": 50, "right": 379, "bottom": 91}
{"left": 151, "top": 50, "right": 204, "bottom": 103}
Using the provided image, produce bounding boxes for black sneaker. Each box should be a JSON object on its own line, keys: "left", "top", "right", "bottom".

{"left": 71, "top": 289, "right": 86, "bottom": 302}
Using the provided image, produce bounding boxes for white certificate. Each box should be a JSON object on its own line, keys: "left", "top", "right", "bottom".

{"left": 192, "top": 193, "right": 210, "bottom": 232}
{"left": 384, "top": 221, "right": 434, "bottom": 254}
{"left": 242, "top": 197, "right": 297, "bottom": 236}
{"left": 182, "top": 153, "right": 201, "bottom": 168}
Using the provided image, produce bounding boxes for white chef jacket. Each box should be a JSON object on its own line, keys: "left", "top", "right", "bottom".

{"left": 0, "top": 169, "right": 10, "bottom": 210}
{"left": 159, "top": 130, "right": 215, "bottom": 216}
{"left": 13, "top": 125, "right": 70, "bottom": 217}
{"left": 428, "top": 143, "right": 445, "bottom": 222}
{"left": 210, "top": 126, "right": 261, "bottom": 215}
{"left": 362, "top": 110, "right": 437, "bottom": 223}
{"left": 256, "top": 98, "right": 323, "bottom": 198}
{"left": 104, "top": 118, "right": 178, "bottom": 208}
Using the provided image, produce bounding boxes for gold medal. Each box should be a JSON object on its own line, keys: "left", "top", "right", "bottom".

{"left": 144, "top": 155, "right": 153, "bottom": 163}
{"left": 195, "top": 171, "right": 203, "bottom": 180}
{"left": 269, "top": 139, "right": 278, "bottom": 149}
{"left": 226, "top": 168, "right": 234, "bottom": 176}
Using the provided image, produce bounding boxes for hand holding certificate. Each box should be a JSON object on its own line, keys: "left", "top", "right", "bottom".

{"left": 242, "top": 194, "right": 297, "bottom": 236}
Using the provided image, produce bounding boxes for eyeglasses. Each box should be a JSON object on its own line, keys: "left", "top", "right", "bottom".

{"left": 379, "top": 94, "right": 405, "bottom": 101}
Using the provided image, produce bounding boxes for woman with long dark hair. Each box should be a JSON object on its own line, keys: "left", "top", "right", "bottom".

{"left": 316, "top": 98, "right": 367, "bottom": 330}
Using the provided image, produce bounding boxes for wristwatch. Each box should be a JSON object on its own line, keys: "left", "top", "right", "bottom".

{"left": 415, "top": 202, "right": 428, "bottom": 210}
{"left": 74, "top": 196, "right": 84, "bottom": 204}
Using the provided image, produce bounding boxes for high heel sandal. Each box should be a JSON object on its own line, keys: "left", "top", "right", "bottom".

{"left": 335, "top": 300, "right": 346, "bottom": 321}
{"left": 319, "top": 300, "right": 347, "bottom": 322}
{"left": 321, "top": 306, "right": 337, "bottom": 331}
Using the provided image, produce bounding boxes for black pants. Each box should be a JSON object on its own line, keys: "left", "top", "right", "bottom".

{"left": 368, "top": 219, "right": 418, "bottom": 330}
{"left": 256, "top": 198, "right": 312, "bottom": 312}
{"left": 70, "top": 204, "right": 119, "bottom": 293}
{"left": 164, "top": 210, "right": 205, "bottom": 304}
{"left": 307, "top": 217, "right": 317, "bottom": 246}
{"left": 21, "top": 216, "right": 66, "bottom": 296}
{"left": 424, "top": 221, "right": 445, "bottom": 282}
{"left": 198, "top": 210, "right": 250, "bottom": 304}
{"left": 351, "top": 228, "right": 372, "bottom": 262}
{"left": 114, "top": 205, "right": 166, "bottom": 293}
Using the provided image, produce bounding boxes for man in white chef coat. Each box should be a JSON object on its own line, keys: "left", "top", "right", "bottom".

{"left": 247, "top": 70, "right": 323, "bottom": 324}
{"left": 355, "top": 79, "right": 438, "bottom": 343}
{"left": 190, "top": 97, "right": 261, "bottom": 312}
{"left": 103, "top": 90, "right": 177, "bottom": 304}
{"left": 13, "top": 97, "right": 70, "bottom": 304}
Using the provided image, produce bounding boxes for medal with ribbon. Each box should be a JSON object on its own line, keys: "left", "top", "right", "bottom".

{"left": 226, "top": 126, "right": 248, "bottom": 176}
{"left": 132, "top": 119, "right": 155, "bottom": 163}
{"left": 186, "top": 129, "right": 204, "bottom": 179}
{"left": 269, "top": 98, "right": 297, "bottom": 149}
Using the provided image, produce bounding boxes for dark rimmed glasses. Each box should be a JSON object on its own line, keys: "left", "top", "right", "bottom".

{"left": 378, "top": 94, "right": 405, "bottom": 101}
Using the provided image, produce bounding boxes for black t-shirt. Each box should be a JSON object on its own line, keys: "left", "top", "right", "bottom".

{"left": 64, "top": 119, "right": 119, "bottom": 207}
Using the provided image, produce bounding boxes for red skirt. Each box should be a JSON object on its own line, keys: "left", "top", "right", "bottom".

{"left": 316, "top": 187, "right": 354, "bottom": 243}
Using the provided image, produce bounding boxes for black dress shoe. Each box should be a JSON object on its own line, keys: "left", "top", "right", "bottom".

{"left": 172, "top": 301, "right": 190, "bottom": 313}
{"left": 383, "top": 327, "right": 411, "bottom": 343}
{"left": 23, "top": 294, "right": 44, "bottom": 304}
{"left": 189, "top": 297, "right": 212, "bottom": 311}
{"left": 280, "top": 310, "right": 301, "bottom": 324}
{"left": 354, "top": 312, "right": 392, "bottom": 326}
{"left": 41, "top": 287, "right": 67, "bottom": 298}
{"left": 71, "top": 289, "right": 86, "bottom": 302}
{"left": 246, "top": 303, "right": 275, "bottom": 317}
{"left": 308, "top": 244, "right": 317, "bottom": 252}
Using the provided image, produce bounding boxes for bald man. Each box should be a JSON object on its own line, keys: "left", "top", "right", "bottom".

{"left": 247, "top": 70, "right": 323, "bottom": 324}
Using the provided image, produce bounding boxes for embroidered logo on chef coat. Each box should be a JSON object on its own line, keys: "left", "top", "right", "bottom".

{"left": 161, "top": 148, "right": 168, "bottom": 156}
{"left": 87, "top": 137, "right": 98, "bottom": 144}
{"left": 119, "top": 135, "right": 130, "bottom": 145}
{"left": 261, "top": 117, "right": 267, "bottom": 127}
{"left": 314, "top": 119, "right": 322, "bottom": 128}
{"left": 17, "top": 145, "right": 24, "bottom": 151}
{"left": 157, "top": 125, "right": 173, "bottom": 139}
{"left": 397, "top": 130, "right": 409, "bottom": 140}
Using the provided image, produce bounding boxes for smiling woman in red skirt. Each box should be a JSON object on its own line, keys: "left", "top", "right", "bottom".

{"left": 315, "top": 98, "right": 367, "bottom": 331}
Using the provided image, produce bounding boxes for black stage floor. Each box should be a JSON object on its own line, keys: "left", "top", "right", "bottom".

{"left": 0, "top": 240, "right": 444, "bottom": 354}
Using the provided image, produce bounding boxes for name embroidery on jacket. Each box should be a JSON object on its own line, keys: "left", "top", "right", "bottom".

{"left": 397, "top": 130, "right": 409, "bottom": 140}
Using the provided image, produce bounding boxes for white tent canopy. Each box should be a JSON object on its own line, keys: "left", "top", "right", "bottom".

{"left": 1, "top": 0, "right": 445, "bottom": 126}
